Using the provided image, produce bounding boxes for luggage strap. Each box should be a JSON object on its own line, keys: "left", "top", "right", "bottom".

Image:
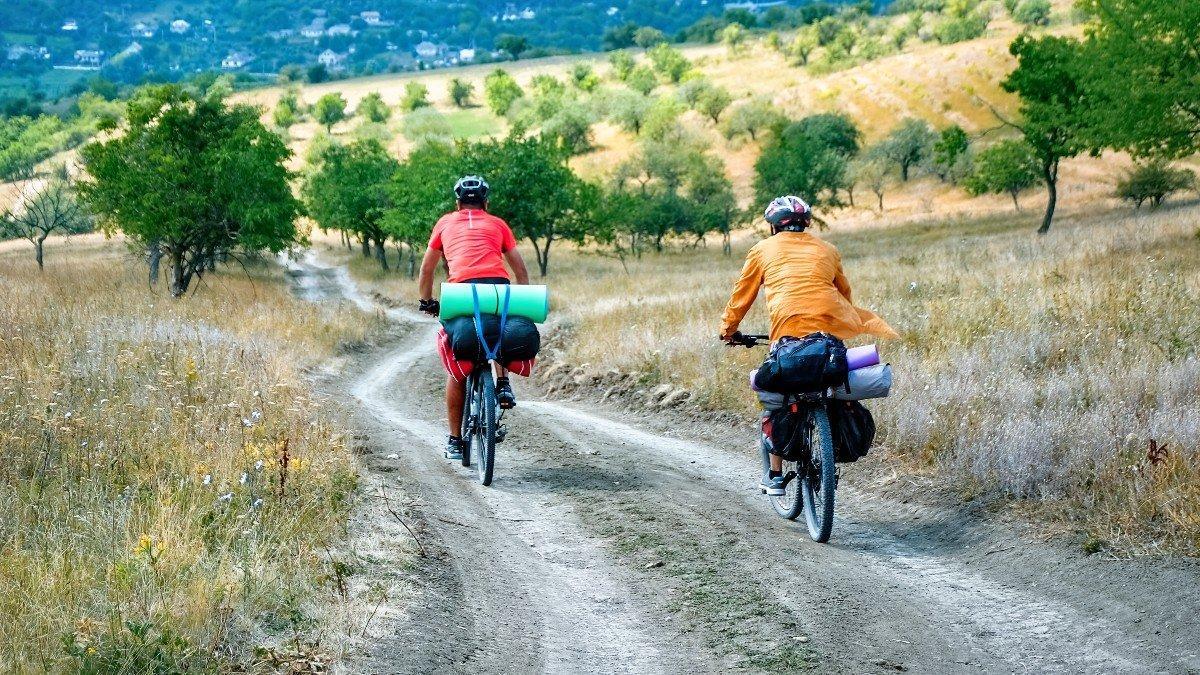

{"left": 471, "top": 283, "right": 511, "bottom": 363}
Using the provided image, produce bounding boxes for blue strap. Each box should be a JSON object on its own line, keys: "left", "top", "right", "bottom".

{"left": 471, "top": 283, "right": 511, "bottom": 363}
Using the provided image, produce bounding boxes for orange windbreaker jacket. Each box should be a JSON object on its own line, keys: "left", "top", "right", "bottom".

{"left": 720, "top": 231, "right": 898, "bottom": 343}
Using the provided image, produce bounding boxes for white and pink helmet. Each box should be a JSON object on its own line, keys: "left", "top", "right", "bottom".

{"left": 764, "top": 195, "right": 812, "bottom": 231}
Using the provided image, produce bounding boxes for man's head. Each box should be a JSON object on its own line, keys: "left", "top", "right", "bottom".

{"left": 764, "top": 195, "right": 812, "bottom": 234}
{"left": 454, "top": 175, "right": 490, "bottom": 210}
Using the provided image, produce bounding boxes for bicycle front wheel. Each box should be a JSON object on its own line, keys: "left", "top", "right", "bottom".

{"left": 474, "top": 369, "right": 497, "bottom": 486}
{"left": 800, "top": 406, "right": 836, "bottom": 543}
{"left": 460, "top": 373, "right": 475, "bottom": 467}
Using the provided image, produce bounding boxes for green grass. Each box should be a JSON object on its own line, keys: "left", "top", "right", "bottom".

{"left": 443, "top": 107, "right": 504, "bottom": 139}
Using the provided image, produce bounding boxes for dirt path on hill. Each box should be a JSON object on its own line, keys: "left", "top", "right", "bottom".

{"left": 286, "top": 255, "right": 1200, "bottom": 674}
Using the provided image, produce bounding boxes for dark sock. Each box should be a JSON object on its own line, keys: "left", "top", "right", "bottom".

{"left": 449, "top": 435, "right": 462, "bottom": 443}
{"left": 768, "top": 470, "right": 782, "bottom": 478}
{"left": 497, "top": 376, "right": 511, "bottom": 387}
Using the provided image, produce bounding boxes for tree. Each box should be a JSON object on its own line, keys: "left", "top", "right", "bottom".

{"left": 964, "top": 139, "right": 1041, "bottom": 210}
{"left": 607, "top": 89, "right": 652, "bottom": 135}
{"left": 400, "top": 82, "right": 430, "bottom": 111}
{"left": 80, "top": 85, "right": 301, "bottom": 297}
{"left": 608, "top": 50, "right": 636, "bottom": 81}
{"left": 933, "top": 12, "right": 989, "bottom": 44}
{"left": 875, "top": 118, "right": 936, "bottom": 181}
{"left": 1077, "top": 0, "right": 1200, "bottom": 159}
{"left": 633, "top": 27, "right": 668, "bottom": 48}
{"left": 677, "top": 76, "right": 714, "bottom": 108}
{"left": 1000, "top": 34, "right": 1092, "bottom": 233}
{"left": 449, "top": 78, "right": 475, "bottom": 107}
{"left": 570, "top": 63, "right": 601, "bottom": 92}
{"left": 721, "top": 97, "right": 786, "bottom": 142}
{"left": 603, "top": 22, "right": 639, "bottom": 50}
{"left": 1013, "top": 0, "right": 1052, "bottom": 25}
{"left": 625, "top": 65, "right": 659, "bottom": 96}
{"left": 755, "top": 120, "right": 850, "bottom": 208}
{"left": 721, "top": 23, "right": 749, "bottom": 55}
{"left": 496, "top": 34, "right": 530, "bottom": 60}
{"left": 484, "top": 69, "right": 524, "bottom": 116}
{"left": 303, "top": 139, "right": 399, "bottom": 269}
{"left": 306, "top": 63, "right": 329, "bottom": 84}
{"left": 788, "top": 26, "right": 819, "bottom": 65}
{"left": 542, "top": 102, "right": 596, "bottom": 155}
{"left": 695, "top": 86, "right": 733, "bottom": 124}
{"left": 1, "top": 170, "right": 91, "bottom": 269}
{"left": 384, "top": 143, "right": 462, "bottom": 275}
{"left": 932, "top": 125, "right": 970, "bottom": 183}
{"left": 647, "top": 44, "right": 692, "bottom": 83}
{"left": 313, "top": 92, "right": 347, "bottom": 132}
{"left": 272, "top": 90, "right": 300, "bottom": 129}
{"left": 641, "top": 96, "right": 687, "bottom": 141}
{"left": 1114, "top": 159, "right": 1195, "bottom": 209}
{"left": 358, "top": 91, "right": 391, "bottom": 123}
{"left": 793, "top": 113, "right": 861, "bottom": 157}
{"left": 850, "top": 157, "right": 891, "bottom": 211}
{"left": 402, "top": 107, "right": 453, "bottom": 147}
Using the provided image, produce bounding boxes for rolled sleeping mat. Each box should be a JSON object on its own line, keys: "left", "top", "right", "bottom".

{"left": 439, "top": 282, "right": 550, "bottom": 323}
{"left": 832, "top": 364, "right": 893, "bottom": 401}
{"left": 847, "top": 344, "right": 881, "bottom": 371}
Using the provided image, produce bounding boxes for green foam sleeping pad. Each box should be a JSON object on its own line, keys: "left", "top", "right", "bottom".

{"left": 439, "top": 282, "right": 550, "bottom": 323}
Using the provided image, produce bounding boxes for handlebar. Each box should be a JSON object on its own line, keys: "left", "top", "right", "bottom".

{"left": 726, "top": 333, "right": 770, "bottom": 348}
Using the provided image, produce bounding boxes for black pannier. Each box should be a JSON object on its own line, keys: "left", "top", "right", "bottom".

{"left": 827, "top": 400, "right": 876, "bottom": 463}
{"left": 766, "top": 406, "right": 808, "bottom": 461}
{"left": 442, "top": 315, "right": 540, "bottom": 363}
{"left": 753, "top": 333, "right": 849, "bottom": 394}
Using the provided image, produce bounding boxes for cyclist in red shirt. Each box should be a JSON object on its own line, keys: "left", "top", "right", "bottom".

{"left": 417, "top": 176, "right": 530, "bottom": 460}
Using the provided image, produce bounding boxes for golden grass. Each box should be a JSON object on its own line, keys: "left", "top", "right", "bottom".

{"left": 0, "top": 242, "right": 386, "bottom": 670}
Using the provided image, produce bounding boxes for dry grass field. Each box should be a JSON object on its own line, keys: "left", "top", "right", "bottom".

{"left": 0, "top": 238, "right": 385, "bottom": 670}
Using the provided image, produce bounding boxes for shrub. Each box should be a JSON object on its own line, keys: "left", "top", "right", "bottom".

{"left": 964, "top": 139, "right": 1041, "bottom": 210}
{"left": 933, "top": 12, "right": 989, "bottom": 44}
{"left": 1013, "top": 0, "right": 1052, "bottom": 24}
{"left": 1115, "top": 159, "right": 1195, "bottom": 209}
{"left": 484, "top": 69, "right": 524, "bottom": 116}
{"left": 400, "top": 82, "right": 430, "bottom": 111}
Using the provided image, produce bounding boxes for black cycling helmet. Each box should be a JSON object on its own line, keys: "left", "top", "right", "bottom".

{"left": 453, "top": 175, "right": 490, "bottom": 204}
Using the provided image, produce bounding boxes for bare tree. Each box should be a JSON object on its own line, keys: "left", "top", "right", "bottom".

{"left": 1, "top": 169, "right": 92, "bottom": 270}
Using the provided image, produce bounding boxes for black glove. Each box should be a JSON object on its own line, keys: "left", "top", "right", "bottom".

{"left": 418, "top": 298, "right": 440, "bottom": 316}
{"left": 723, "top": 331, "right": 745, "bottom": 346}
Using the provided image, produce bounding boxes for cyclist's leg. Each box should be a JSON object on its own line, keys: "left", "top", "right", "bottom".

{"left": 447, "top": 374, "right": 467, "bottom": 436}
{"left": 496, "top": 365, "right": 516, "bottom": 408}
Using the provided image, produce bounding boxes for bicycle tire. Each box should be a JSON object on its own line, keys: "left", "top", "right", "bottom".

{"left": 800, "top": 406, "right": 836, "bottom": 543}
{"left": 762, "top": 438, "right": 803, "bottom": 520}
{"left": 460, "top": 373, "right": 475, "bottom": 467}
{"left": 475, "top": 369, "right": 497, "bottom": 486}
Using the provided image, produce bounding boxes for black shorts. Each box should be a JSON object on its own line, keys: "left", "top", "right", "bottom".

{"left": 460, "top": 276, "right": 510, "bottom": 285}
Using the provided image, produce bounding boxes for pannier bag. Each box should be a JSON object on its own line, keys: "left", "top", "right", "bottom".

{"left": 831, "top": 364, "right": 893, "bottom": 401}
{"left": 437, "top": 327, "right": 535, "bottom": 382}
{"left": 764, "top": 407, "right": 808, "bottom": 461}
{"left": 442, "top": 315, "right": 540, "bottom": 364}
{"left": 752, "top": 333, "right": 849, "bottom": 394}
{"left": 827, "top": 400, "right": 876, "bottom": 463}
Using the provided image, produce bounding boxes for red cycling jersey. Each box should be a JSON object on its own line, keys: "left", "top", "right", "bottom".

{"left": 428, "top": 209, "right": 517, "bottom": 282}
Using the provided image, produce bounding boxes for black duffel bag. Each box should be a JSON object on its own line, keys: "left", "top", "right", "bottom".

{"left": 827, "top": 400, "right": 875, "bottom": 463}
{"left": 753, "top": 332, "right": 849, "bottom": 394}
{"left": 442, "top": 315, "right": 541, "bottom": 363}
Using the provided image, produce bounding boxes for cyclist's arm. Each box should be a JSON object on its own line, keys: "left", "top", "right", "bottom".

{"left": 417, "top": 246, "right": 442, "bottom": 301}
{"left": 504, "top": 248, "right": 530, "bottom": 285}
{"left": 719, "top": 248, "right": 764, "bottom": 340}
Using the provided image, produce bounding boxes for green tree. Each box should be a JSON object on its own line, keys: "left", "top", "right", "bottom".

{"left": 313, "top": 92, "right": 348, "bottom": 132}
{"left": 633, "top": 27, "right": 668, "bottom": 48}
{"left": 570, "top": 63, "right": 601, "bottom": 92}
{"left": 875, "top": 118, "right": 936, "bottom": 181}
{"left": 603, "top": 22, "right": 640, "bottom": 50}
{"left": 641, "top": 96, "right": 687, "bottom": 141}
{"left": 964, "top": 139, "right": 1041, "bottom": 210}
{"left": 1000, "top": 34, "right": 1092, "bottom": 233}
{"left": 721, "top": 23, "right": 749, "bottom": 55}
{"left": 272, "top": 88, "right": 302, "bottom": 129}
{"left": 384, "top": 143, "right": 462, "bottom": 275}
{"left": 793, "top": 112, "right": 861, "bottom": 157}
{"left": 932, "top": 125, "right": 971, "bottom": 182}
{"left": 849, "top": 157, "right": 891, "bottom": 211}
{"left": 484, "top": 69, "right": 524, "bottom": 116}
{"left": 1, "top": 170, "right": 92, "bottom": 269}
{"left": 755, "top": 121, "right": 849, "bottom": 208}
{"left": 496, "top": 34, "right": 530, "bottom": 59}
{"left": 1077, "top": 0, "right": 1200, "bottom": 159}
{"left": 400, "top": 82, "right": 431, "bottom": 111}
{"left": 402, "top": 107, "right": 453, "bottom": 147}
{"left": 358, "top": 91, "right": 391, "bottom": 123}
{"left": 542, "top": 101, "right": 596, "bottom": 155}
{"left": 1013, "top": 0, "right": 1052, "bottom": 25}
{"left": 608, "top": 51, "right": 636, "bottom": 81}
{"left": 695, "top": 86, "right": 733, "bottom": 124}
{"left": 933, "top": 12, "right": 989, "bottom": 44}
{"left": 79, "top": 85, "right": 301, "bottom": 296}
{"left": 647, "top": 44, "right": 692, "bottom": 83}
{"left": 449, "top": 78, "right": 475, "bottom": 107}
{"left": 721, "top": 97, "right": 786, "bottom": 142}
{"left": 626, "top": 65, "right": 659, "bottom": 95}
{"left": 788, "top": 26, "right": 819, "bottom": 65}
{"left": 302, "top": 139, "right": 399, "bottom": 269}
{"left": 607, "top": 89, "right": 652, "bottom": 135}
{"left": 1114, "top": 159, "right": 1195, "bottom": 209}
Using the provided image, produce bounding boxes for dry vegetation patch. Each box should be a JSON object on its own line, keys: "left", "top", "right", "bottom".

{"left": 0, "top": 246, "right": 385, "bottom": 670}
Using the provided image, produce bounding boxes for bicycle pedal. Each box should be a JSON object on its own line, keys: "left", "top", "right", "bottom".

{"left": 494, "top": 425, "right": 508, "bottom": 443}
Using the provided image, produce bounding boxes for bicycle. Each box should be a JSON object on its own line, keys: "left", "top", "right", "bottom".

{"left": 727, "top": 333, "right": 838, "bottom": 543}
{"left": 459, "top": 359, "right": 507, "bottom": 486}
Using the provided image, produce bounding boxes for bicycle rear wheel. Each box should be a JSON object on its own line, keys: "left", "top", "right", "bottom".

{"left": 800, "top": 406, "right": 836, "bottom": 543}
{"left": 460, "top": 373, "right": 475, "bottom": 467}
{"left": 474, "top": 369, "right": 497, "bottom": 486}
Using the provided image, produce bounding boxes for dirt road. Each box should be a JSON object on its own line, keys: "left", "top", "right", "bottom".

{"left": 288, "top": 257, "right": 1200, "bottom": 674}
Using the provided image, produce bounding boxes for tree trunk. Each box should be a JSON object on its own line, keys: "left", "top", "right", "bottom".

{"left": 35, "top": 235, "right": 46, "bottom": 270}
{"left": 169, "top": 249, "right": 192, "bottom": 298}
{"left": 1038, "top": 160, "right": 1058, "bottom": 234}
{"left": 722, "top": 228, "right": 731, "bottom": 256}
{"left": 846, "top": 185, "right": 855, "bottom": 207}
{"left": 900, "top": 161, "right": 910, "bottom": 182}
{"left": 375, "top": 236, "right": 389, "bottom": 270}
{"left": 1011, "top": 190, "right": 1021, "bottom": 212}
{"left": 148, "top": 241, "right": 162, "bottom": 286}
{"left": 533, "top": 236, "right": 552, "bottom": 276}
{"left": 360, "top": 237, "right": 371, "bottom": 257}
{"left": 407, "top": 246, "right": 418, "bottom": 278}
{"left": 876, "top": 190, "right": 884, "bottom": 211}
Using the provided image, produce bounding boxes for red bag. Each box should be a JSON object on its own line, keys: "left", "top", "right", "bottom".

{"left": 437, "top": 329, "right": 534, "bottom": 382}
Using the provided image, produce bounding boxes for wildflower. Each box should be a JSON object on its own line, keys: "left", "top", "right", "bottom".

{"left": 217, "top": 492, "right": 233, "bottom": 503}
{"left": 252, "top": 498, "right": 263, "bottom": 509}
{"left": 203, "top": 474, "right": 213, "bottom": 486}
{"left": 254, "top": 460, "right": 264, "bottom": 471}
{"left": 133, "top": 534, "right": 152, "bottom": 557}
{"left": 240, "top": 472, "right": 249, "bottom": 485}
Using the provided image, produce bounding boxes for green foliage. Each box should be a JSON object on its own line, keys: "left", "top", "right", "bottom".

{"left": 0, "top": 115, "right": 66, "bottom": 181}
{"left": 358, "top": 91, "right": 392, "bottom": 123}
{"left": 313, "top": 92, "right": 348, "bottom": 131}
{"left": 496, "top": 34, "right": 531, "bottom": 59}
{"left": 754, "top": 118, "right": 850, "bottom": 208}
{"left": 272, "top": 89, "right": 301, "bottom": 129}
{"left": 721, "top": 97, "right": 786, "bottom": 142}
{"left": 384, "top": 142, "right": 461, "bottom": 257}
{"left": 1013, "top": 0, "right": 1052, "bottom": 25}
{"left": 484, "top": 69, "right": 524, "bottom": 116}
{"left": 541, "top": 101, "right": 597, "bottom": 155}
{"left": 933, "top": 125, "right": 971, "bottom": 182}
{"left": 402, "top": 107, "right": 453, "bottom": 147}
{"left": 634, "top": 27, "right": 668, "bottom": 48}
{"left": 607, "top": 89, "right": 652, "bottom": 135}
{"left": 400, "top": 82, "right": 431, "bottom": 112}
{"left": 964, "top": 139, "right": 1040, "bottom": 210}
{"left": 303, "top": 138, "right": 399, "bottom": 268}
{"left": 79, "top": 85, "right": 301, "bottom": 296}
{"left": 64, "top": 620, "right": 213, "bottom": 674}
{"left": 1076, "top": 0, "right": 1200, "bottom": 158}
{"left": 788, "top": 26, "right": 820, "bottom": 65}
{"left": 603, "top": 22, "right": 640, "bottom": 50}
{"left": 874, "top": 117, "right": 936, "bottom": 181}
{"left": 647, "top": 43, "right": 693, "bottom": 83}
{"left": 721, "top": 23, "right": 749, "bottom": 54}
{"left": 695, "top": 86, "right": 733, "bottom": 124}
{"left": 449, "top": 78, "right": 475, "bottom": 107}
{"left": 933, "top": 12, "right": 989, "bottom": 44}
{"left": 570, "top": 63, "right": 602, "bottom": 92}
{"left": 641, "top": 96, "right": 688, "bottom": 141}
{"left": 1114, "top": 159, "right": 1195, "bottom": 209}
{"left": 609, "top": 51, "right": 637, "bottom": 81}
{"left": 626, "top": 65, "right": 659, "bottom": 95}
{"left": 815, "top": 16, "right": 845, "bottom": 45}
{"left": 792, "top": 113, "right": 861, "bottom": 157}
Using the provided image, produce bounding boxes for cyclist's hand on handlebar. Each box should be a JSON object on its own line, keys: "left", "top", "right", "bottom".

{"left": 723, "top": 331, "right": 748, "bottom": 347}
{"left": 418, "top": 298, "right": 440, "bottom": 316}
